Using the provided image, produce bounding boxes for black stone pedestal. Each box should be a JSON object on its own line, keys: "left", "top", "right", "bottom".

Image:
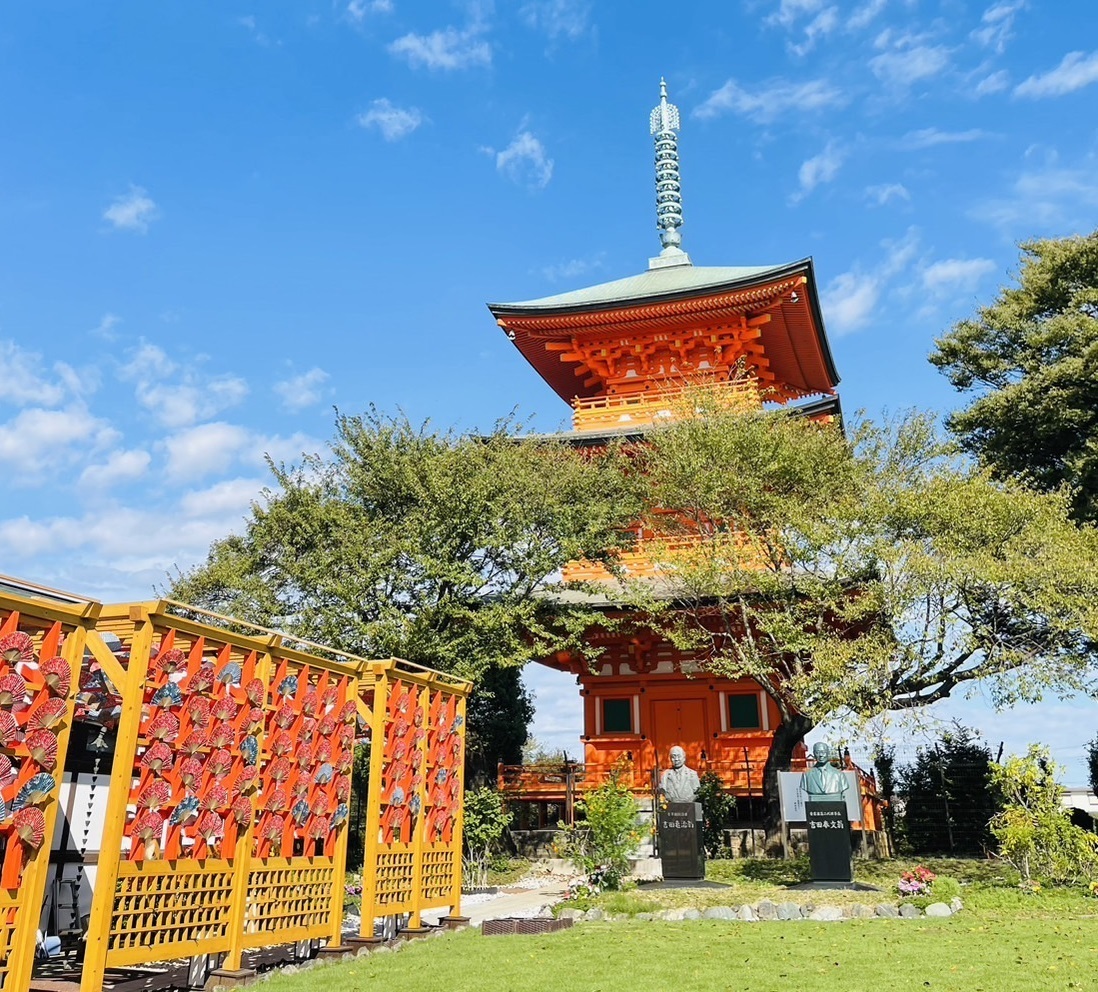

{"left": 805, "top": 801, "right": 853, "bottom": 884}
{"left": 657, "top": 801, "right": 705, "bottom": 881}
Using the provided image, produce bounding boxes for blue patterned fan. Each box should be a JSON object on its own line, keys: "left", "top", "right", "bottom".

{"left": 169, "top": 795, "right": 201, "bottom": 826}
{"left": 314, "top": 762, "right": 334, "bottom": 785}
{"left": 331, "top": 803, "right": 348, "bottom": 827}
{"left": 391, "top": 786, "right": 405, "bottom": 806}
{"left": 151, "top": 683, "right": 183, "bottom": 708}
{"left": 453, "top": 714, "right": 464, "bottom": 729}
{"left": 436, "top": 768, "right": 448, "bottom": 784}
{"left": 217, "top": 662, "right": 243, "bottom": 686}
{"left": 409, "top": 794, "right": 422, "bottom": 816}
{"left": 0, "top": 796, "right": 8, "bottom": 822}
{"left": 290, "top": 799, "right": 310, "bottom": 825}
{"left": 12, "top": 773, "right": 56, "bottom": 811}
{"left": 276, "top": 675, "right": 298, "bottom": 698}
{"left": 241, "top": 735, "right": 259, "bottom": 767}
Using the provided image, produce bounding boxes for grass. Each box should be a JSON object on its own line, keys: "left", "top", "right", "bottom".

{"left": 487, "top": 857, "right": 533, "bottom": 887}
{"left": 267, "top": 917, "right": 1098, "bottom": 992}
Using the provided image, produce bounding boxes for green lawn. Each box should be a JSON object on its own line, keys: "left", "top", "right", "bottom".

{"left": 266, "top": 918, "right": 1098, "bottom": 992}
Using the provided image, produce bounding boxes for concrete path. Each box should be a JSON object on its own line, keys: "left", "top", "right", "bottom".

{"left": 421, "top": 880, "right": 572, "bottom": 926}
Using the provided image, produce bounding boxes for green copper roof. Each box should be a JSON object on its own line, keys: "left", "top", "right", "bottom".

{"left": 490, "top": 262, "right": 789, "bottom": 313}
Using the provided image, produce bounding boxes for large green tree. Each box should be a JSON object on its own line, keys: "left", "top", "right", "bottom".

{"left": 169, "top": 409, "right": 640, "bottom": 777}
{"left": 628, "top": 403, "right": 1098, "bottom": 839}
{"left": 930, "top": 231, "right": 1098, "bottom": 523}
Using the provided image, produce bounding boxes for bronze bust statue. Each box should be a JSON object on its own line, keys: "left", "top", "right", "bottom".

{"left": 659, "top": 745, "right": 700, "bottom": 804}
{"left": 803, "top": 742, "right": 848, "bottom": 803}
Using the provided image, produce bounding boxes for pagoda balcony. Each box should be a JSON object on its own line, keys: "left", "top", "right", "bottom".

{"left": 571, "top": 378, "right": 761, "bottom": 433}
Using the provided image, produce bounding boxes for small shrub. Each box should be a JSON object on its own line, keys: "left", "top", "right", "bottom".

{"left": 931, "top": 877, "right": 962, "bottom": 903}
{"left": 462, "top": 787, "right": 513, "bottom": 891}
{"left": 558, "top": 763, "right": 643, "bottom": 890}
{"left": 696, "top": 772, "right": 735, "bottom": 858}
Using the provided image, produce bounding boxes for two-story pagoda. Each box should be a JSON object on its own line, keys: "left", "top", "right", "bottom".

{"left": 489, "top": 82, "right": 844, "bottom": 835}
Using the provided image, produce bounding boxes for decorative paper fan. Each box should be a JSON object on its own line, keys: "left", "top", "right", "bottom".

{"left": 14, "top": 806, "right": 46, "bottom": 848}
{"left": 270, "top": 732, "right": 293, "bottom": 756}
{"left": 208, "top": 723, "right": 234, "bottom": 749}
{"left": 156, "top": 648, "right": 187, "bottom": 675}
{"left": 246, "top": 707, "right": 264, "bottom": 729}
{"left": 240, "top": 735, "right": 259, "bottom": 766}
{"left": 25, "top": 729, "right": 59, "bottom": 771}
{"left": 203, "top": 783, "right": 229, "bottom": 810}
{"left": 335, "top": 776, "right": 351, "bottom": 803}
{"left": 137, "top": 779, "right": 172, "bottom": 811}
{"left": 81, "top": 669, "right": 109, "bottom": 692}
{"left": 337, "top": 725, "right": 355, "bottom": 749}
{"left": 0, "top": 631, "right": 34, "bottom": 665}
{"left": 181, "top": 729, "right": 208, "bottom": 755}
{"left": 290, "top": 799, "right": 310, "bottom": 825}
{"left": 140, "top": 741, "right": 174, "bottom": 775}
{"left": 294, "top": 749, "right": 311, "bottom": 771}
{"left": 313, "top": 740, "right": 332, "bottom": 765}
{"left": 232, "top": 765, "right": 257, "bottom": 795}
{"left": 206, "top": 749, "right": 233, "bottom": 779}
{"left": 151, "top": 683, "right": 183, "bottom": 708}
{"left": 210, "top": 697, "right": 236, "bottom": 722}
{"left": 317, "top": 713, "right": 337, "bottom": 736}
{"left": 40, "top": 657, "right": 71, "bottom": 698}
{"left": 453, "top": 714, "right": 464, "bottom": 729}
{"left": 306, "top": 815, "right": 330, "bottom": 839}
{"left": 300, "top": 688, "right": 319, "bottom": 716}
{"left": 0, "top": 672, "right": 28, "bottom": 707}
{"left": 299, "top": 718, "right": 317, "bottom": 744}
{"left": 276, "top": 674, "right": 298, "bottom": 698}
{"left": 290, "top": 779, "right": 309, "bottom": 802}
{"left": 321, "top": 685, "right": 338, "bottom": 710}
{"left": 338, "top": 700, "right": 357, "bottom": 725}
{"left": 133, "top": 809, "right": 164, "bottom": 843}
{"left": 331, "top": 803, "right": 348, "bottom": 827}
{"left": 147, "top": 711, "right": 180, "bottom": 742}
{"left": 409, "top": 794, "right": 422, "bottom": 816}
{"left": 314, "top": 762, "right": 334, "bottom": 786}
{"left": 336, "top": 749, "right": 353, "bottom": 775}
{"left": 216, "top": 661, "right": 242, "bottom": 687}
{"left": 186, "top": 697, "right": 212, "bottom": 728}
{"left": 311, "top": 795, "right": 328, "bottom": 817}
{"left": 179, "top": 756, "right": 203, "bottom": 789}
{"left": 0, "top": 753, "right": 14, "bottom": 782}
{"left": 13, "top": 773, "right": 56, "bottom": 810}
{"left": 0, "top": 711, "right": 18, "bottom": 748}
{"left": 265, "top": 787, "right": 289, "bottom": 812}
{"left": 413, "top": 705, "right": 424, "bottom": 728}
{"left": 260, "top": 814, "right": 284, "bottom": 842}
{"left": 196, "top": 810, "right": 223, "bottom": 842}
{"left": 274, "top": 704, "right": 296, "bottom": 730}
{"left": 187, "top": 663, "right": 216, "bottom": 694}
{"left": 436, "top": 767, "right": 449, "bottom": 784}
{"left": 390, "top": 786, "right": 406, "bottom": 807}
{"left": 27, "top": 698, "right": 66, "bottom": 731}
{"left": 0, "top": 796, "right": 8, "bottom": 822}
{"left": 231, "top": 795, "right": 252, "bottom": 826}
{"left": 269, "top": 757, "right": 292, "bottom": 782}
{"left": 393, "top": 718, "right": 409, "bottom": 738}
{"left": 410, "top": 772, "right": 424, "bottom": 792}
{"left": 244, "top": 678, "right": 265, "bottom": 706}
{"left": 169, "top": 795, "right": 201, "bottom": 826}
{"left": 393, "top": 741, "right": 407, "bottom": 762}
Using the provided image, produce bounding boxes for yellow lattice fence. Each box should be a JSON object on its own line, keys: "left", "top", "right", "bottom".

{"left": 242, "top": 859, "right": 337, "bottom": 946}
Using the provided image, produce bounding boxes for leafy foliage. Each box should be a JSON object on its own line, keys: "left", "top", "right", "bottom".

{"left": 695, "top": 771, "right": 735, "bottom": 857}
{"left": 989, "top": 745, "right": 1098, "bottom": 887}
{"left": 558, "top": 765, "right": 643, "bottom": 890}
{"left": 930, "top": 231, "right": 1098, "bottom": 523}
{"left": 461, "top": 787, "right": 513, "bottom": 891}
{"left": 1086, "top": 735, "right": 1098, "bottom": 797}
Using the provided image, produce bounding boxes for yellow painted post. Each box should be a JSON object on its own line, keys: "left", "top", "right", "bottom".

{"left": 325, "top": 669, "right": 358, "bottom": 949}
{"left": 448, "top": 691, "right": 468, "bottom": 921}
{"left": 358, "top": 665, "right": 389, "bottom": 939}
{"left": 80, "top": 611, "right": 155, "bottom": 992}
{"left": 5, "top": 616, "right": 92, "bottom": 992}
{"left": 405, "top": 676, "right": 433, "bottom": 931}
{"left": 221, "top": 640, "right": 277, "bottom": 972}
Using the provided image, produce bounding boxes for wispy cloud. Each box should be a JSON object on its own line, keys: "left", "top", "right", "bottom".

{"left": 1014, "top": 50, "right": 1098, "bottom": 99}
{"left": 356, "top": 98, "right": 426, "bottom": 141}
{"left": 274, "top": 368, "right": 330, "bottom": 412}
{"left": 347, "top": 0, "right": 393, "bottom": 20}
{"left": 864, "top": 183, "right": 910, "bottom": 206}
{"left": 970, "top": 161, "right": 1098, "bottom": 231}
{"left": 388, "top": 25, "right": 491, "bottom": 70}
{"left": 970, "top": 1, "right": 1026, "bottom": 54}
{"left": 0, "top": 340, "right": 76, "bottom": 407}
{"left": 820, "top": 228, "right": 920, "bottom": 335}
{"left": 236, "top": 15, "right": 277, "bottom": 47}
{"left": 521, "top": 0, "right": 591, "bottom": 41}
{"left": 491, "top": 131, "right": 554, "bottom": 190}
{"left": 0, "top": 406, "right": 118, "bottom": 482}
{"left": 91, "top": 313, "right": 121, "bottom": 341}
{"left": 120, "top": 342, "right": 249, "bottom": 428}
{"left": 921, "top": 257, "right": 997, "bottom": 293}
{"left": 791, "top": 141, "right": 845, "bottom": 203}
{"left": 847, "top": 0, "right": 887, "bottom": 31}
{"left": 540, "top": 253, "right": 605, "bottom": 282}
{"left": 789, "top": 6, "right": 839, "bottom": 56}
{"left": 693, "top": 77, "right": 844, "bottom": 122}
{"left": 902, "top": 127, "right": 993, "bottom": 149}
{"left": 103, "top": 185, "right": 159, "bottom": 233}
{"left": 869, "top": 44, "right": 951, "bottom": 88}
{"left": 79, "top": 448, "right": 152, "bottom": 489}
{"left": 974, "top": 69, "right": 1010, "bottom": 96}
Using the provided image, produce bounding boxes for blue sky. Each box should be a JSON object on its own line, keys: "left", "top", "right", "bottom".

{"left": 2, "top": 1, "right": 1097, "bottom": 778}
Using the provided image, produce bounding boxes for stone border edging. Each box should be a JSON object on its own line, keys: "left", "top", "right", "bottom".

{"left": 560, "top": 896, "right": 963, "bottom": 923}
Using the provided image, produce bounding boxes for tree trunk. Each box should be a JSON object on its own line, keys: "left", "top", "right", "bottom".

{"left": 762, "top": 712, "right": 814, "bottom": 854}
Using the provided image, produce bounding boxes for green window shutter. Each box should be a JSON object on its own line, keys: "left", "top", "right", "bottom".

{"left": 602, "top": 698, "right": 633, "bottom": 733}
{"left": 727, "top": 693, "right": 761, "bottom": 730}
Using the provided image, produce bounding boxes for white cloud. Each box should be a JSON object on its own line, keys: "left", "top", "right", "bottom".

{"left": 970, "top": 1, "right": 1026, "bottom": 54}
{"left": 103, "top": 185, "right": 159, "bottom": 233}
{"left": 821, "top": 229, "right": 920, "bottom": 335}
{"left": 921, "top": 257, "right": 997, "bottom": 293}
{"left": 248, "top": 431, "right": 322, "bottom": 470}
{"left": 388, "top": 26, "right": 491, "bottom": 70}
{"left": 494, "top": 131, "right": 554, "bottom": 190}
{"left": 119, "top": 341, "right": 249, "bottom": 428}
{"left": 865, "top": 182, "right": 910, "bottom": 206}
{"left": 274, "top": 368, "right": 330, "bottom": 412}
{"left": 521, "top": 0, "right": 591, "bottom": 41}
{"left": 540, "top": 253, "right": 605, "bottom": 282}
{"left": 356, "top": 99, "right": 425, "bottom": 141}
{"left": 847, "top": 0, "right": 887, "bottom": 31}
{"left": 789, "top": 6, "right": 839, "bottom": 56}
{"left": 869, "top": 45, "right": 951, "bottom": 88}
{"left": 0, "top": 406, "right": 118, "bottom": 481}
{"left": 178, "top": 477, "right": 266, "bottom": 518}
{"left": 1014, "top": 50, "right": 1098, "bottom": 99}
{"left": 0, "top": 340, "right": 71, "bottom": 407}
{"left": 765, "top": 0, "right": 825, "bottom": 29}
{"left": 162, "top": 422, "right": 254, "bottom": 481}
{"left": 347, "top": 0, "right": 393, "bottom": 21}
{"left": 791, "top": 141, "right": 845, "bottom": 202}
{"left": 693, "top": 77, "right": 844, "bottom": 122}
{"left": 91, "top": 313, "right": 121, "bottom": 341}
{"left": 79, "top": 448, "right": 152, "bottom": 489}
{"left": 902, "top": 127, "right": 992, "bottom": 148}
{"left": 974, "top": 69, "right": 1010, "bottom": 96}
{"left": 971, "top": 162, "right": 1098, "bottom": 231}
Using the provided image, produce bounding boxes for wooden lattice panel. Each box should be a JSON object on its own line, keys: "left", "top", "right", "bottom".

{"left": 419, "top": 849, "right": 457, "bottom": 903}
{"left": 242, "top": 859, "right": 335, "bottom": 945}
{"left": 106, "top": 860, "right": 234, "bottom": 967}
{"left": 0, "top": 895, "right": 17, "bottom": 992}
{"left": 373, "top": 848, "right": 415, "bottom": 912}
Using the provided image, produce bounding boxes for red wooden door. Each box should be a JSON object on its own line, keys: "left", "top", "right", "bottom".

{"left": 650, "top": 698, "right": 707, "bottom": 769}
